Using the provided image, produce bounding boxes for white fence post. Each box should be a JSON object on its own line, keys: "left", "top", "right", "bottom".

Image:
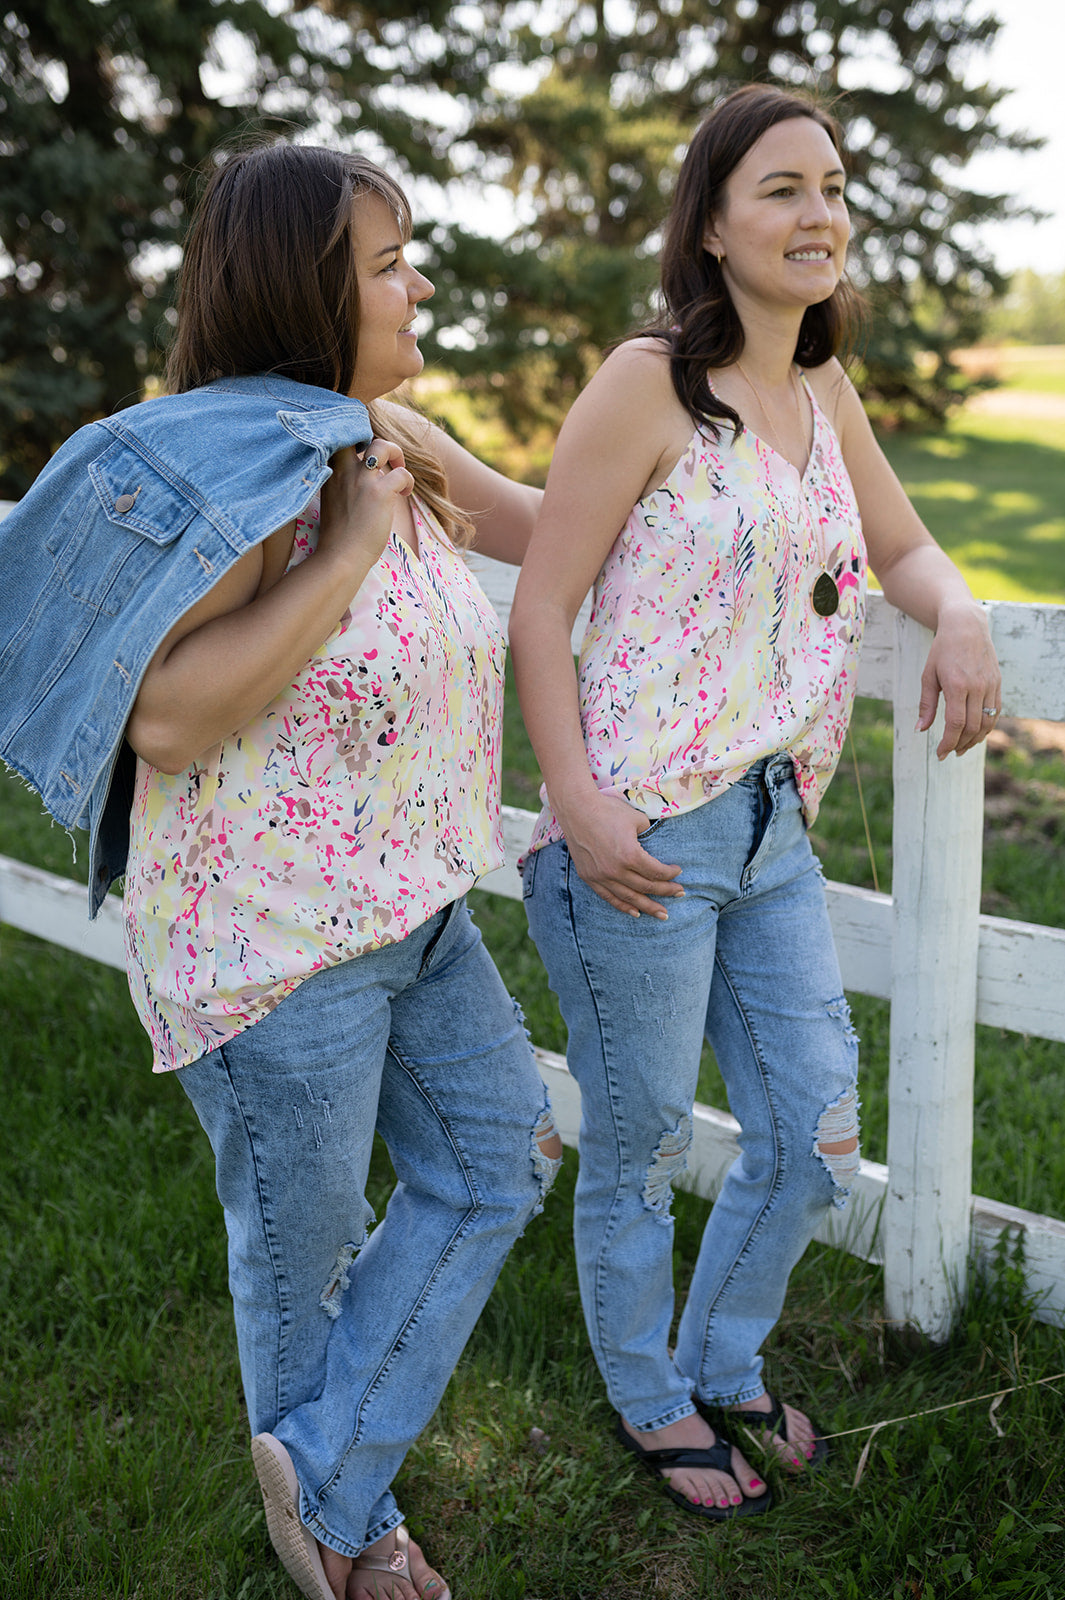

{"left": 885, "top": 611, "right": 987, "bottom": 1337}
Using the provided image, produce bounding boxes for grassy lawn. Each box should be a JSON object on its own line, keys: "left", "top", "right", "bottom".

{"left": 953, "top": 345, "right": 1065, "bottom": 395}
{"left": 2, "top": 394, "right": 1064, "bottom": 1597}
{"left": 878, "top": 417, "right": 1065, "bottom": 602}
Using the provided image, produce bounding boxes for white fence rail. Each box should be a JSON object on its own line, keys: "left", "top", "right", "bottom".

{"left": 2, "top": 552, "right": 1064, "bottom": 1338}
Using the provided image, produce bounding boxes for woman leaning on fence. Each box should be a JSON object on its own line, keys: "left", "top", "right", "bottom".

{"left": 115, "top": 143, "right": 562, "bottom": 1600}
{"left": 509, "top": 83, "right": 1000, "bottom": 1521}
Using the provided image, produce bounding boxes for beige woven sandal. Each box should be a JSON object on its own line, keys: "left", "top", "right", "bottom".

{"left": 250, "top": 1432, "right": 335, "bottom": 1600}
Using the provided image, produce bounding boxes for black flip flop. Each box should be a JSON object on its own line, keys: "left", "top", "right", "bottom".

{"left": 614, "top": 1414, "right": 773, "bottom": 1520}
{"left": 699, "top": 1390, "right": 829, "bottom": 1471}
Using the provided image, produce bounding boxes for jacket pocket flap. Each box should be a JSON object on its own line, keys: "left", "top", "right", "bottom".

{"left": 89, "top": 449, "right": 197, "bottom": 545}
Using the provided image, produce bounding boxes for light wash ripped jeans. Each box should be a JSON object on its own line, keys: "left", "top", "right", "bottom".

{"left": 177, "top": 897, "right": 560, "bottom": 1559}
{"left": 522, "top": 756, "right": 859, "bottom": 1432}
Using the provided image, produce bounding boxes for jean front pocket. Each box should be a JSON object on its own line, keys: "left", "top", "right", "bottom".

{"left": 521, "top": 847, "right": 539, "bottom": 900}
{"left": 635, "top": 812, "right": 670, "bottom": 842}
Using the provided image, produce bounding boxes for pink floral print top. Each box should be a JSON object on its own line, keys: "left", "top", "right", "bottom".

{"left": 530, "top": 375, "right": 866, "bottom": 850}
{"left": 124, "top": 497, "right": 505, "bottom": 1072}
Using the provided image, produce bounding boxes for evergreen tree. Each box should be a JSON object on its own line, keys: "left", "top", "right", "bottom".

{"left": 0, "top": 1, "right": 1037, "bottom": 496}
{"left": 424, "top": 0, "right": 1036, "bottom": 429}
{"left": 0, "top": 0, "right": 495, "bottom": 494}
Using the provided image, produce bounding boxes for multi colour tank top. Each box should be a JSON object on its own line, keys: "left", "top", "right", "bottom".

{"left": 124, "top": 496, "right": 505, "bottom": 1072}
{"left": 529, "top": 375, "right": 866, "bottom": 851}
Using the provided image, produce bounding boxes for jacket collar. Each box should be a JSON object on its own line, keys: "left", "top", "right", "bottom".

{"left": 202, "top": 375, "right": 372, "bottom": 451}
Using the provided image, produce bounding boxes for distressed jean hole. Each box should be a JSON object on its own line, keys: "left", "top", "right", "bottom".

{"left": 641, "top": 1113, "right": 693, "bottom": 1222}
{"left": 319, "top": 1241, "right": 360, "bottom": 1320}
{"left": 813, "top": 1085, "right": 860, "bottom": 1206}
{"left": 530, "top": 1105, "right": 563, "bottom": 1214}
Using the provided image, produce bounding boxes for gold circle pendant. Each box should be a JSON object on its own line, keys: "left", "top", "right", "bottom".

{"left": 811, "top": 571, "right": 840, "bottom": 617}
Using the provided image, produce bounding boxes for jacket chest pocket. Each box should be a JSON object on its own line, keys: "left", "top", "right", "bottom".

{"left": 46, "top": 443, "right": 199, "bottom": 614}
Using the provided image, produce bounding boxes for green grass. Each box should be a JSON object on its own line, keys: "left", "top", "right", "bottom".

{"left": 957, "top": 346, "right": 1065, "bottom": 395}
{"left": 878, "top": 419, "right": 1065, "bottom": 602}
{"left": 3, "top": 406, "right": 1065, "bottom": 1597}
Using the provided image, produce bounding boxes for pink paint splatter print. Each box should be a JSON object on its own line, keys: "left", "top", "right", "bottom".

{"left": 124, "top": 497, "right": 505, "bottom": 1071}
{"left": 530, "top": 374, "right": 866, "bottom": 851}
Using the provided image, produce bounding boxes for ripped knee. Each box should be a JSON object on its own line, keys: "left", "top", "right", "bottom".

{"left": 529, "top": 1102, "right": 563, "bottom": 1214}
{"left": 641, "top": 1113, "right": 693, "bottom": 1223}
{"left": 813, "top": 1083, "right": 860, "bottom": 1207}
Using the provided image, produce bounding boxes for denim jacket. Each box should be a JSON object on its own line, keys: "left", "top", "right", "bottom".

{"left": 0, "top": 375, "right": 372, "bottom": 916}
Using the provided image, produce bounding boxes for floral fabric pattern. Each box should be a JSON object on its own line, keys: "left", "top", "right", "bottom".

{"left": 125, "top": 498, "right": 505, "bottom": 1072}
{"left": 530, "top": 376, "right": 866, "bottom": 850}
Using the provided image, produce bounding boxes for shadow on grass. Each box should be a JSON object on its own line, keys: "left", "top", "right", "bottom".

{"left": 880, "top": 426, "right": 1065, "bottom": 602}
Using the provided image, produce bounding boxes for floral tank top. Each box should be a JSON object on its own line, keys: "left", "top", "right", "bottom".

{"left": 530, "top": 375, "right": 866, "bottom": 850}
{"left": 124, "top": 496, "right": 505, "bottom": 1072}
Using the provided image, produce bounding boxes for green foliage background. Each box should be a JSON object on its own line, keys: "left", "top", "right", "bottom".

{"left": 0, "top": 0, "right": 1041, "bottom": 495}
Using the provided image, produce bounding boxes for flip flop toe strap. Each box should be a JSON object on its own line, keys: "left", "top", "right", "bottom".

{"left": 616, "top": 1417, "right": 735, "bottom": 1477}
{"left": 352, "top": 1521, "right": 411, "bottom": 1577}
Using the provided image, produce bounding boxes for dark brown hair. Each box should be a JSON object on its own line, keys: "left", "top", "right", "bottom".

{"left": 165, "top": 139, "right": 472, "bottom": 543}
{"left": 643, "top": 83, "right": 866, "bottom": 438}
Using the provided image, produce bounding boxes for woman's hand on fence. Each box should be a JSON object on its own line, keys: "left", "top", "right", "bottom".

{"left": 917, "top": 599, "right": 1002, "bottom": 759}
{"left": 558, "top": 792, "right": 684, "bottom": 919}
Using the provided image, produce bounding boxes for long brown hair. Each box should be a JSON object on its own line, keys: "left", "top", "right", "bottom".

{"left": 642, "top": 84, "right": 866, "bottom": 439}
{"left": 165, "top": 139, "right": 472, "bottom": 544}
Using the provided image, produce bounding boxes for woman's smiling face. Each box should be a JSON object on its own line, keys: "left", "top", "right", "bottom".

{"left": 702, "top": 116, "right": 850, "bottom": 317}
{"left": 349, "top": 192, "right": 435, "bottom": 403}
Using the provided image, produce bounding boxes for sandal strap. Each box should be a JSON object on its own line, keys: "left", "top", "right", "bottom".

{"left": 616, "top": 1416, "right": 735, "bottom": 1476}
{"left": 727, "top": 1390, "right": 786, "bottom": 1438}
{"left": 352, "top": 1522, "right": 411, "bottom": 1578}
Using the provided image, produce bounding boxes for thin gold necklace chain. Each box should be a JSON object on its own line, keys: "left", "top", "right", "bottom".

{"left": 733, "top": 359, "right": 837, "bottom": 614}
{"left": 734, "top": 358, "right": 804, "bottom": 464}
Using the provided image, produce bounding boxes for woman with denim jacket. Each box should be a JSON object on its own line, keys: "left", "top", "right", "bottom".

{"left": 509, "top": 85, "right": 999, "bottom": 1520}
{"left": 121, "top": 141, "right": 561, "bottom": 1600}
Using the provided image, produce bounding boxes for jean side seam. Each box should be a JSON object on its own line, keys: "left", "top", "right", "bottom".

{"left": 315, "top": 1045, "right": 481, "bottom": 1495}
{"left": 692, "top": 949, "right": 788, "bottom": 1370}
{"left": 217, "top": 1042, "right": 289, "bottom": 1426}
{"left": 561, "top": 850, "right": 636, "bottom": 1402}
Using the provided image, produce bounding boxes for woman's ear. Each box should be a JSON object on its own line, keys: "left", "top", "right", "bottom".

{"left": 702, "top": 220, "right": 724, "bottom": 263}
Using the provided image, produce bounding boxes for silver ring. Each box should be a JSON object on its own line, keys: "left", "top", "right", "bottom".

{"left": 364, "top": 453, "right": 379, "bottom": 471}
{"left": 982, "top": 707, "right": 998, "bottom": 717}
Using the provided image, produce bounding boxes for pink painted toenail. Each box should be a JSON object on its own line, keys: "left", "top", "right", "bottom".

{"left": 731, "top": 1495, "right": 742, "bottom": 1504}
{"left": 749, "top": 1478, "right": 764, "bottom": 1489}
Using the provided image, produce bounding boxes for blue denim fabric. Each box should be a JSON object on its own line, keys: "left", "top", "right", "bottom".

{"left": 0, "top": 375, "right": 372, "bottom": 914}
{"left": 522, "top": 756, "right": 859, "bottom": 1430}
{"left": 177, "top": 898, "right": 560, "bottom": 1558}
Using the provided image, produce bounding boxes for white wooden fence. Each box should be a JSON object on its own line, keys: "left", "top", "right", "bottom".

{"left": 2, "top": 537, "right": 1064, "bottom": 1340}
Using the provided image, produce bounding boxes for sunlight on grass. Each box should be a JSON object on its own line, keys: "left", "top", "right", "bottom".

{"left": 907, "top": 479, "right": 980, "bottom": 501}
{"left": 879, "top": 414, "right": 1065, "bottom": 603}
